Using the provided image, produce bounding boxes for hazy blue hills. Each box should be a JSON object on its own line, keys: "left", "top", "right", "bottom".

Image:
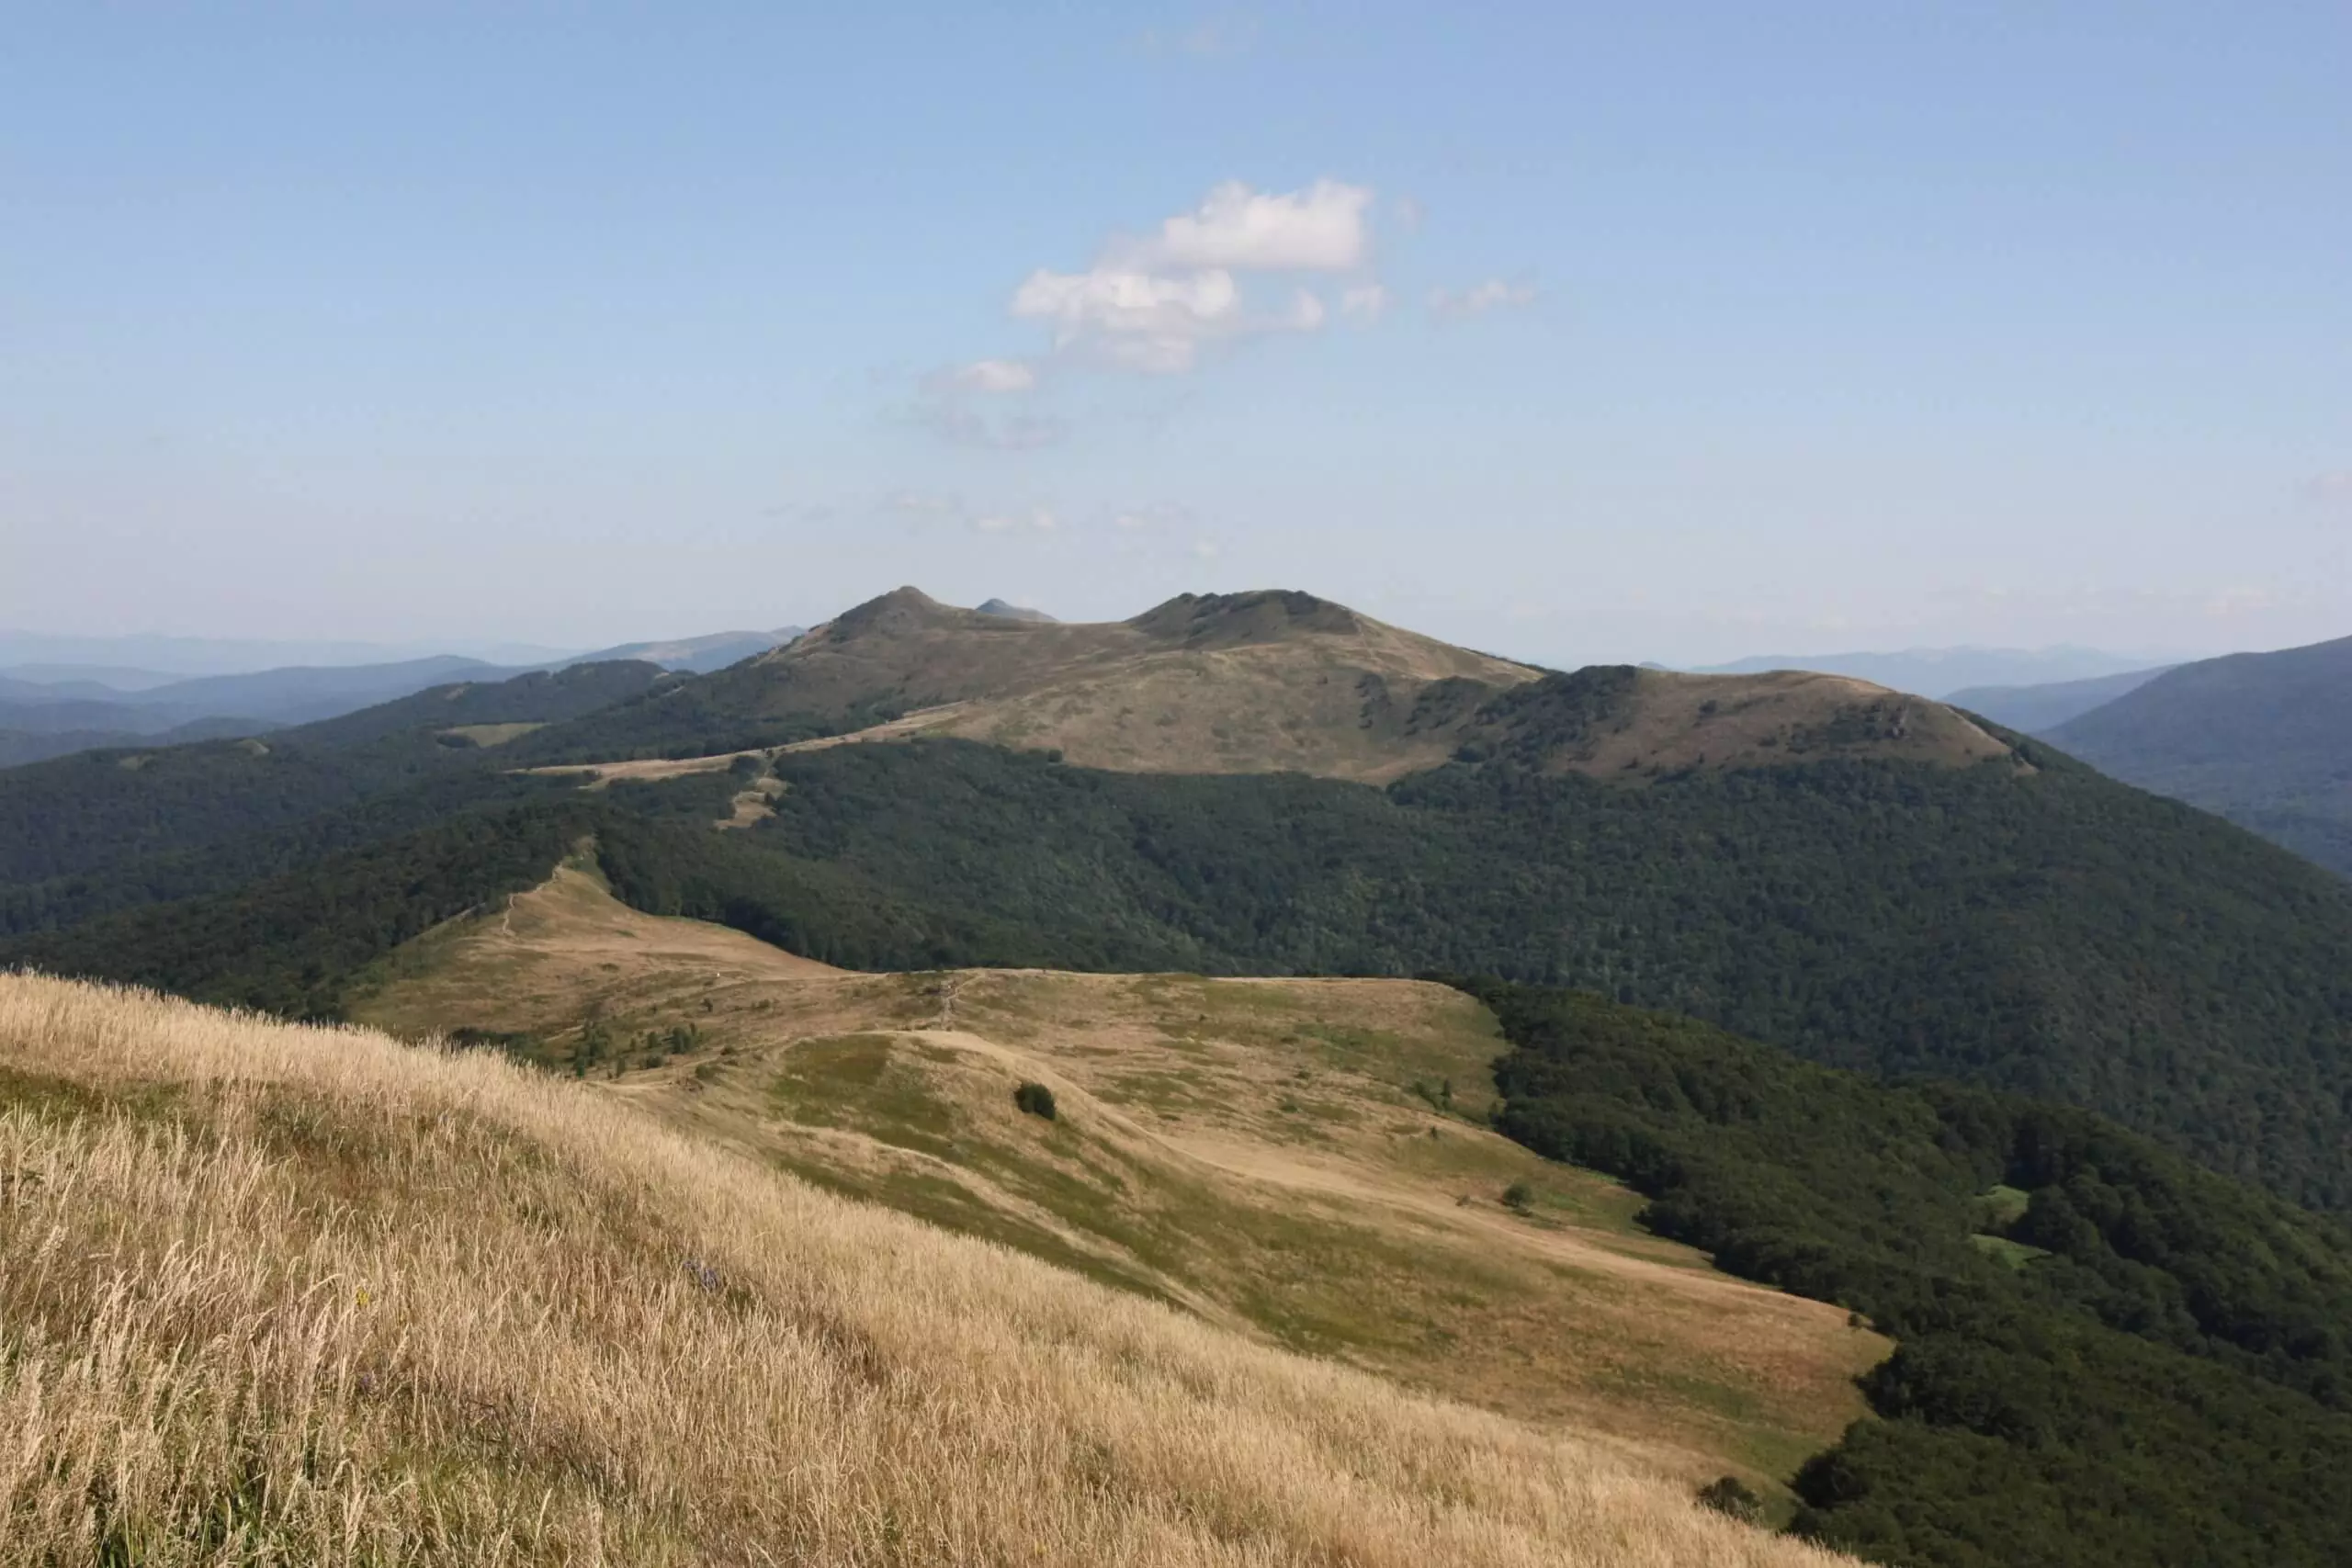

{"left": 561, "top": 627, "right": 805, "bottom": 672}
{"left": 1943, "top": 666, "right": 2176, "bottom": 732}
{"left": 2047, "top": 633, "right": 2352, "bottom": 877}
{"left": 976, "top": 598, "right": 1057, "bottom": 622}
{"left": 1695, "top": 645, "right": 2171, "bottom": 699}
{"left": 0, "top": 714, "right": 278, "bottom": 770}
{"left": 0, "top": 626, "right": 809, "bottom": 770}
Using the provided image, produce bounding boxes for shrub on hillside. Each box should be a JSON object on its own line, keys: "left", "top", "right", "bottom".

{"left": 1697, "top": 1476, "right": 1764, "bottom": 1525}
{"left": 1013, "top": 1081, "right": 1057, "bottom": 1121}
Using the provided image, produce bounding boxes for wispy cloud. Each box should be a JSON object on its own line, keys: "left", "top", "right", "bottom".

{"left": 910, "top": 359, "right": 1067, "bottom": 449}
{"left": 935, "top": 358, "right": 1038, "bottom": 394}
{"left": 2304, "top": 470, "right": 2352, "bottom": 506}
{"left": 918, "top": 400, "right": 1071, "bottom": 451}
{"left": 1429, "top": 277, "right": 1537, "bottom": 321}
{"left": 974, "top": 508, "right": 1059, "bottom": 536}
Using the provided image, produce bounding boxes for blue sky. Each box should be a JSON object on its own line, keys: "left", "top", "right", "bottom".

{"left": 4, "top": 2, "right": 2347, "bottom": 665}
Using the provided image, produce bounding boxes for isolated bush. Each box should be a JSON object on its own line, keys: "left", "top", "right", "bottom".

{"left": 1013, "top": 1081, "right": 1057, "bottom": 1121}
{"left": 1500, "top": 1180, "right": 1533, "bottom": 1213}
{"left": 1697, "top": 1475, "right": 1764, "bottom": 1525}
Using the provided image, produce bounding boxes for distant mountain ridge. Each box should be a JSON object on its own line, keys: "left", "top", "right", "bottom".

{"left": 560, "top": 627, "right": 804, "bottom": 673}
{"left": 2047, "top": 633, "right": 2352, "bottom": 877}
{"left": 0, "top": 626, "right": 810, "bottom": 771}
{"left": 531, "top": 586, "right": 2015, "bottom": 782}
{"left": 1944, "top": 666, "right": 2177, "bottom": 732}
{"left": 1695, "top": 645, "right": 2173, "bottom": 700}
{"left": 976, "top": 598, "right": 1056, "bottom": 623}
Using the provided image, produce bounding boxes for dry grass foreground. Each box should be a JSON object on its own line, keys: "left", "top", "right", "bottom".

{"left": 352, "top": 867, "right": 1886, "bottom": 1499}
{"left": 0, "top": 974, "right": 1850, "bottom": 1566}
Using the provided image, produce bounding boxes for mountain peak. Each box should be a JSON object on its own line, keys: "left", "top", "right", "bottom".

{"left": 822, "top": 587, "right": 959, "bottom": 638}
{"left": 976, "top": 598, "right": 1057, "bottom": 624}
{"left": 1128, "top": 589, "right": 1363, "bottom": 647}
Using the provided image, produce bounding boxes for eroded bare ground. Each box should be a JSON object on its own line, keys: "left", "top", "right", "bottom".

{"left": 352, "top": 865, "right": 1887, "bottom": 1495}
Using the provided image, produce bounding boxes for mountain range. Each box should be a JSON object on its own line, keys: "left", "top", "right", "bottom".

{"left": 2041, "top": 633, "right": 2352, "bottom": 877}
{"left": 11, "top": 585, "right": 2352, "bottom": 1566}
{"left": 1941, "top": 665, "right": 2176, "bottom": 730}
{"left": 0, "top": 626, "right": 807, "bottom": 769}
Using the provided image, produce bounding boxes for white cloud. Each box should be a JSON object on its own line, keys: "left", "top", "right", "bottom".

{"left": 921, "top": 400, "right": 1070, "bottom": 450}
{"left": 1340, "top": 283, "right": 1389, "bottom": 321}
{"left": 1429, "top": 278, "right": 1538, "bottom": 321}
{"left": 941, "top": 358, "right": 1038, "bottom": 394}
{"left": 1012, "top": 265, "right": 1249, "bottom": 374}
{"left": 1114, "top": 179, "right": 1373, "bottom": 273}
{"left": 990, "top": 179, "right": 1382, "bottom": 378}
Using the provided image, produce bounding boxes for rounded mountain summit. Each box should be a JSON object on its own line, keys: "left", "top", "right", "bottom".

{"left": 573, "top": 587, "right": 2016, "bottom": 782}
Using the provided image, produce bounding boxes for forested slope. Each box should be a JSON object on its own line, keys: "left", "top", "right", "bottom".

{"left": 20, "top": 728, "right": 2352, "bottom": 1213}
{"left": 1465, "top": 978, "right": 2352, "bottom": 1567}
{"left": 2049, "top": 633, "right": 2352, "bottom": 876}
{"left": 592, "top": 737, "right": 2352, "bottom": 1208}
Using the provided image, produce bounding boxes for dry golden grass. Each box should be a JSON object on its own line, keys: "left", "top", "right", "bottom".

{"left": 352, "top": 868, "right": 1886, "bottom": 1497}
{"left": 0, "top": 973, "right": 1849, "bottom": 1566}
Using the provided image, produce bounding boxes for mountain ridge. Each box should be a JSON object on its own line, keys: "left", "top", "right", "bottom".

{"left": 531, "top": 586, "right": 2016, "bottom": 783}
{"left": 2047, "top": 632, "right": 2352, "bottom": 876}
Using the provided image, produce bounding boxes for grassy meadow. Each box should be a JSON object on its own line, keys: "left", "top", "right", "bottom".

{"left": 0, "top": 971, "right": 1847, "bottom": 1566}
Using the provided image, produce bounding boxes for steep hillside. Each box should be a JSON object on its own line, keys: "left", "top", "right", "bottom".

{"left": 350, "top": 865, "right": 1885, "bottom": 1493}
{"left": 2048, "top": 633, "right": 2352, "bottom": 875}
{"left": 1943, "top": 666, "right": 2173, "bottom": 732}
{"left": 0, "top": 973, "right": 1837, "bottom": 1566}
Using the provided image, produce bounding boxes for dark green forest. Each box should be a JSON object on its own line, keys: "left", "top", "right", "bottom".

{"left": 14, "top": 724, "right": 2352, "bottom": 1211}
{"left": 1464, "top": 979, "right": 2352, "bottom": 1567}
{"left": 594, "top": 738, "right": 2352, "bottom": 1209}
